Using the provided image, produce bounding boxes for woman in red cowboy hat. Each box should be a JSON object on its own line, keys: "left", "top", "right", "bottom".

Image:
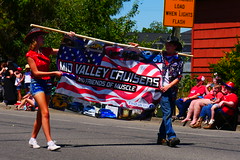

{"left": 204, "top": 81, "right": 238, "bottom": 129}
{"left": 194, "top": 81, "right": 238, "bottom": 129}
{"left": 25, "top": 28, "right": 75, "bottom": 151}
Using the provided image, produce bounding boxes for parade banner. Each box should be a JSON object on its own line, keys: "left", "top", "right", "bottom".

{"left": 29, "top": 24, "right": 192, "bottom": 117}
{"left": 55, "top": 37, "right": 164, "bottom": 109}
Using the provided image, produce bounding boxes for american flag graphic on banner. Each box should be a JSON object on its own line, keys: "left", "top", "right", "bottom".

{"left": 55, "top": 37, "right": 163, "bottom": 109}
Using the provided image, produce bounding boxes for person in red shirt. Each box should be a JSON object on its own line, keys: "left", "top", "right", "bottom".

{"left": 25, "top": 28, "right": 74, "bottom": 151}
{"left": 174, "top": 76, "right": 206, "bottom": 119}
{"left": 203, "top": 81, "right": 238, "bottom": 129}
{"left": 181, "top": 84, "right": 223, "bottom": 127}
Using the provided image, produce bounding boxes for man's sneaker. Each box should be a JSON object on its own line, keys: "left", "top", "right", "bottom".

{"left": 29, "top": 138, "right": 40, "bottom": 149}
{"left": 168, "top": 137, "right": 180, "bottom": 147}
{"left": 47, "top": 140, "right": 61, "bottom": 151}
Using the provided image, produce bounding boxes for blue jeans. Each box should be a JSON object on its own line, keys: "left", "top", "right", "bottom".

{"left": 200, "top": 104, "right": 228, "bottom": 120}
{"left": 30, "top": 78, "right": 52, "bottom": 96}
{"left": 199, "top": 104, "right": 212, "bottom": 119}
{"left": 158, "top": 89, "right": 176, "bottom": 140}
{"left": 175, "top": 98, "right": 192, "bottom": 117}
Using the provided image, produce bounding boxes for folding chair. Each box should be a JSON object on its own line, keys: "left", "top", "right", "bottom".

{"left": 215, "top": 107, "right": 239, "bottom": 131}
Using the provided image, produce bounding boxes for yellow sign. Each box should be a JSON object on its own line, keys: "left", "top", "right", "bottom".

{"left": 163, "top": 0, "right": 195, "bottom": 28}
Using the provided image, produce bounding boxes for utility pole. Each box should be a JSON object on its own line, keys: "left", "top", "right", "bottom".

{"left": 171, "top": 27, "right": 181, "bottom": 40}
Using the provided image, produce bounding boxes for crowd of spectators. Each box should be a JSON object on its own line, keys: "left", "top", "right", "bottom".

{"left": 0, "top": 61, "right": 36, "bottom": 111}
{"left": 173, "top": 75, "right": 238, "bottom": 130}
{"left": 0, "top": 60, "right": 238, "bottom": 130}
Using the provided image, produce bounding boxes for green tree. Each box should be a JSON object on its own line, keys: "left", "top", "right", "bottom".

{"left": 177, "top": 75, "right": 197, "bottom": 98}
{"left": 0, "top": 0, "right": 60, "bottom": 64}
{"left": 210, "top": 38, "right": 240, "bottom": 97}
{"left": 0, "top": 0, "right": 139, "bottom": 67}
{"left": 141, "top": 21, "right": 171, "bottom": 33}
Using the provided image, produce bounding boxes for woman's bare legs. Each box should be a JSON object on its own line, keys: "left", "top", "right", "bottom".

{"left": 190, "top": 99, "right": 211, "bottom": 125}
{"left": 30, "top": 92, "right": 52, "bottom": 142}
{"left": 181, "top": 99, "right": 198, "bottom": 123}
{"left": 25, "top": 99, "right": 35, "bottom": 107}
{"left": 16, "top": 99, "right": 27, "bottom": 110}
{"left": 17, "top": 98, "right": 34, "bottom": 110}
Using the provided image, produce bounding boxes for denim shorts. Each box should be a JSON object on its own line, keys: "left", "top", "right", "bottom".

{"left": 30, "top": 78, "right": 52, "bottom": 96}
{"left": 16, "top": 85, "right": 22, "bottom": 90}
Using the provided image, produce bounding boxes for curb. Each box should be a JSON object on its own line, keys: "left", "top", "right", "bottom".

{"left": 151, "top": 117, "right": 240, "bottom": 132}
{"left": 1, "top": 103, "right": 239, "bottom": 132}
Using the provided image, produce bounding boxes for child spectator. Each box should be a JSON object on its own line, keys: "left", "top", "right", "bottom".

{"left": 14, "top": 67, "right": 24, "bottom": 103}
{"left": 23, "top": 64, "right": 31, "bottom": 94}
{"left": 205, "top": 73, "right": 222, "bottom": 93}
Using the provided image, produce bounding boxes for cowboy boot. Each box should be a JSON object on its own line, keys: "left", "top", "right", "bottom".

{"left": 191, "top": 117, "right": 203, "bottom": 128}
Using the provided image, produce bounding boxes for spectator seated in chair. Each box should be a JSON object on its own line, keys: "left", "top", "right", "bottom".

{"left": 174, "top": 76, "right": 206, "bottom": 120}
{"left": 181, "top": 84, "right": 224, "bottom": 127}
{"left": 214, "top": 105, "right": 239, "bottom": 130}
{"left": 192, "top": 81, "right": 238, "bottom": 129}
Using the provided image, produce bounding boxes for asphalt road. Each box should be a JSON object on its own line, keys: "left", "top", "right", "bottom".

{"left": 0, "top": 105, "right": 240, "bottom": 160}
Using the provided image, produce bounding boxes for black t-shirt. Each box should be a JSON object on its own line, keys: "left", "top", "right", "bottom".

{"left": 4, "top": 65, "right": 16, "bottom": 77}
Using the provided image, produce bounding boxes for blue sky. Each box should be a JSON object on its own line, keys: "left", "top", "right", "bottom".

{"left": 115, "top": 0, "right": 191, "bottom": 33}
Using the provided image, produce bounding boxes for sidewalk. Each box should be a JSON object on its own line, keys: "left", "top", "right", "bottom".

{"left": 1, "top": 102, "right": 239, "bottom": 131}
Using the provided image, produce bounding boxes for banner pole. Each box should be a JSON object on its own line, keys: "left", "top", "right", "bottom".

{"left": 30, "top": 24, "right": 193, "bottom": 57}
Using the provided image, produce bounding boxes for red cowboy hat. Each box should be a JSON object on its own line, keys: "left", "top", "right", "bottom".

{"left": 24, "top": 28, "right": 48, "bottom": 44}
{"left": 224, "top": 81, "right": 235, "bottom": 89}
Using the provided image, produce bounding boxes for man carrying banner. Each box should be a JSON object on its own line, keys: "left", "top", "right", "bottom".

{"left": 157, "top": 37, "right": 184, "bottom": 147}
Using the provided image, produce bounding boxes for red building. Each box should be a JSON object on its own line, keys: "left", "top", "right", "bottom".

{"left": 192, "top": 0, "right": 240, "bottom": 79}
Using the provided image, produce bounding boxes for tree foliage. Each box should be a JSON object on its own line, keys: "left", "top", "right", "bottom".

{"left": 177, "top": 75, "right": 198, "bottom": 98}
{"left": 210, "top": 39, "right": 240, "bottom": 97}
{"left": 0, "top": 0, "right": 139, "bottom": 67}
{"left": 141, "top": 21, "right": 171, "bottom": 33}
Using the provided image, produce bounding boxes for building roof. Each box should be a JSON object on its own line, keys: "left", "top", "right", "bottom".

{"left": 181, "top": 30, "right": 192, "bottom": 44}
